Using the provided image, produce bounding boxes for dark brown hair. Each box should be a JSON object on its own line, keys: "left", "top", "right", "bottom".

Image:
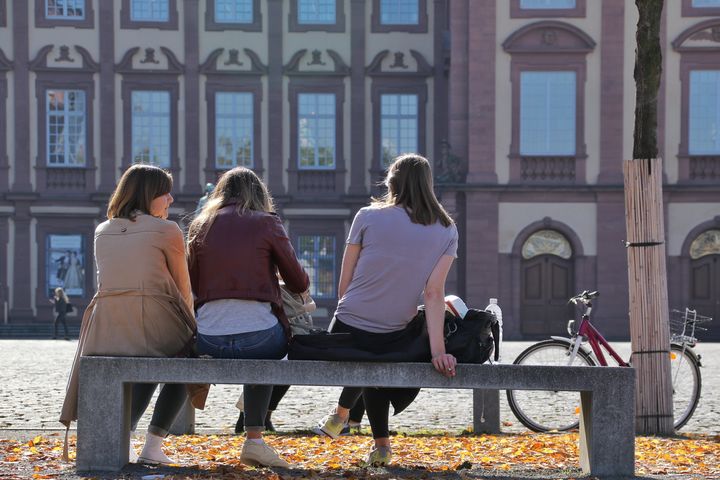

{"left": 106, "top": 164, "right": 173, "bottom": 220}
{"left": 372, "top": 154, "right": 454, "bottom": 227}
{"left": 187, "top": 167, "right": 274, "bottom": 245}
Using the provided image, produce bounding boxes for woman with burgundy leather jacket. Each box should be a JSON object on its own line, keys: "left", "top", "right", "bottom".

{"left": 187, "top": 167, "right": 309, "bottom": 468}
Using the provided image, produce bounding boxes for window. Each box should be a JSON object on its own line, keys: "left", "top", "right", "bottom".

{"left": 297, "top": 235, "right": 336, "bottom": 299}
{"left": 215, "top": 0, "right": 252, "bottom": 23}
{"left": 380, "top": 0, "right": 418, "bottom": 25}
{"left": 215, "top": 92, "right": 254, "bottom": 169}
{"left": 381, "top": 94, "right": 418, "bottom": 167}
{"left": 520, "top": 71, "right": 576, "bottom": 156}
{"left": 131, "top": 91, "right": 171, "bottom": 167}
{"left": 131, "top": 0, "right": 169, "bottom": 21}
{"left": 689, "top": 71, "right": 720, "bottom": 154}
{"left": 298, "top": 0, "right": 335, "bottom": 24}
{"left": 520, "top": 0, "right": 575, "bottom": 8}
{"left": 693, "top": 0, "right": 720, "bottom": 6}
{"left": 298, "top": 93, "right": 336, "bottom": 169}
{"left": 46, "top": 234, "right": 85, "bottom": 297}
{"left": 47, "top": 90, "right": 86, "bottom": 166}
{"left": 46, "top": 0, "right": 85, "bottom": 19}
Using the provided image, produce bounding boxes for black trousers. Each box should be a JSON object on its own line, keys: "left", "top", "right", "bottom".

{"left": 332, "top": 319, "right": 419, "bottom": 439}
{"left": 130, "top": 383, "right": 187, "bottom": 437}
{"left": 54, "top": 313, "right": 69, "bottom": 338}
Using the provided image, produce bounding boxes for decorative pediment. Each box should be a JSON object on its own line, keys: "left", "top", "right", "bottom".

{"left": 199, "top": 48, "right": 267, "bottom": 76}
{"left": 673, "top": 19, "right": 720, "bottom": 52}
{"left": 283, "top": 49, "right": 349, "bottom": 76}
{"left": 0, "top": 49, "right": 12, "bottom": 71}
{"left": 503, "top": 21, "right": 595, "bottom": 54}
{"left": 29, "top": 45, "right": 99, "bottom": 72}
{"left": 115, "top": 47, "right": 184, "bottom": 74}
{"left": 365, "top": 49, "right": 433, "bottom": 77}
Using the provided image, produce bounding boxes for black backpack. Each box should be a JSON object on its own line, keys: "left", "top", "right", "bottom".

{"left": 443, "top": 308, "right": 500, "bottom": 364}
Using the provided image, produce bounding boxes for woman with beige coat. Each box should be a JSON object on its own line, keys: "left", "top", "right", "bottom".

{"left": 60, "top": 164, "right": 206, "bottom": 465}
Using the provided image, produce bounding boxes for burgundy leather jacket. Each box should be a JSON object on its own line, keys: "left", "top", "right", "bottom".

{"left": 187, "top": 203, "right": 309, "bottom": 336}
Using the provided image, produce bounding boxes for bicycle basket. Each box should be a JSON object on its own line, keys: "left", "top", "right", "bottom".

{"left": 669, "top": 308, "right": 712, "bottom": 345}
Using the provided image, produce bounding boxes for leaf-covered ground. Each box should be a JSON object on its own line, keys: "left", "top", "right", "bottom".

{"left": 0, "top": 432, "right": 717, "bottom": 479}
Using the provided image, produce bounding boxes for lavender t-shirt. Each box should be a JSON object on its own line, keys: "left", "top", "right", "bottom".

{"left": 334, "top": 206, "right": 458, "bottom": 333}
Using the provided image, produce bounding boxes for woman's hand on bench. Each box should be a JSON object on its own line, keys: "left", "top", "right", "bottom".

{"left": 432, "top": 352, "right": 457, "bottom": 378}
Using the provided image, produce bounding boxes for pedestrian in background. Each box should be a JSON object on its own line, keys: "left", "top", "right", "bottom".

{"left": 50, "top": 287, "right": 69, "bottom": 340}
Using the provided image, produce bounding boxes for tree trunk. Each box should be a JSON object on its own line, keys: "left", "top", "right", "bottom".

{"left": 627, "top": 0, "right": 674, "bottom": 435}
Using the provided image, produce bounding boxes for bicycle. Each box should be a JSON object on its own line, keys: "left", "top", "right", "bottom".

{"left": 506, "top": 290, "right": 711, "bottom": 432}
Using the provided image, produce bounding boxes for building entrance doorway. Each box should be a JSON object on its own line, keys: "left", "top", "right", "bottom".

{"left": 520, "top": 230, "right": 575, "bottom": 337}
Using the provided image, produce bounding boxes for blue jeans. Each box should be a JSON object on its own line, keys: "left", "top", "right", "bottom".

{"left": 197, "top": 322, "right": 287, "bottom": 431}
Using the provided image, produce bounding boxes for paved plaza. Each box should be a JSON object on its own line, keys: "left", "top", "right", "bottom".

{"left": 1, "top": 339, "right": 718, "bottom": 436}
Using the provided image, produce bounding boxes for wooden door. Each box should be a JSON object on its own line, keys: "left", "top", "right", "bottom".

{"left": 690, "top": 255, "right": 719, "bottom": 341}
{"left": 520, "top": 255, "right": 575, "bottom": 337}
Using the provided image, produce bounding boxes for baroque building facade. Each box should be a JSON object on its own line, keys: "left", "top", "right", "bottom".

{"left": 0, "top": 0, "right": 718, "bottom": 340}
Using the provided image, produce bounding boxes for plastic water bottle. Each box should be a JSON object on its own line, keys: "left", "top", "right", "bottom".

{"left": 485, "top": 298, "right": 503, "bottom": 362}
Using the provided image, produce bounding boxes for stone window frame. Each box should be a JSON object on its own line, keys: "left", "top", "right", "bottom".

{"left": 120, "top": 0, "right": 179, "bottom": 30}
{"left": 35, "top": 0, "right": 95, "bottom": 28}
{"left": 35, "top": 74, "right": 96, "bottom": 193}
{"left": 0, "top": 0, "right": 7, "bottom": 27}
{"left": 682, "top": 0, "right": 720, "bottom": 17}
{"left": 205, "top": 0, "right": 262, "bottom": 32}
{"left": 673, "top": 19, "right": 720, "bottom": 182}
{"left": 287, "top": 78, "right": 346, "bottom": 195}
{"left": 0, "top": 72, "right": 7, "bottom": 188}
{"left": 510, "top": 0, "right": 586, "bottom": 18}
{"left": 288, "top": 0, "right": 345, "bottom": 33}
{"left": 371, "top": 79, "right": 427, "bottom": 172}
{"left": 509, "top": 61, "right": 587, "bottom": 183}
{"left": 205, "top": 77, "right": 263, "bottom": 178}
{"left": 503, "top": 21, "right": 595, "bottom": 184}
{"left": 371, "top": 0, "right": 428, "bottom": 34}
{"left": 34, "top": 221, "right": 95, "bottom": 316}
{"left": 121, "top": 77, "right": 180, "bottom": 174}
{"left": 288, "top": 219, "right": 346, "bottom": 303}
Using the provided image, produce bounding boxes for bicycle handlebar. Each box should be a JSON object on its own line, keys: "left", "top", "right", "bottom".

{"left": 569, "top": 290, "right": 599, "bottom": 305}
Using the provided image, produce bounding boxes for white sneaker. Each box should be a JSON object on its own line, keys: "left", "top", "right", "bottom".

{"left": 138, "top": 432, "right": 176, "bottom": 465}
{"left": 240, "top": 441, "right": 290, "bottom": 468}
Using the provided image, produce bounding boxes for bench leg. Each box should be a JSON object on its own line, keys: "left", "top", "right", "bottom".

{"left": 169, "top": 397, "right": 195, "bottom": 435}
{"left": 77, "top": 380, "right": 131, "bottom": 472}
{"left": 472, "top": 389, "right": 500, "bottom": 434}
{"left": 579, "top": 387, "right": 635, "bottom": 476}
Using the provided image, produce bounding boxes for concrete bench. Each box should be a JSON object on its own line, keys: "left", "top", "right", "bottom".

{"left": 77, "top": 358, "right": 635, "bottom": 477}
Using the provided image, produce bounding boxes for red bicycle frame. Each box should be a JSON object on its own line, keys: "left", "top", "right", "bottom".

{"left": 569, "top": 298, "right": 630, "bottom": 367}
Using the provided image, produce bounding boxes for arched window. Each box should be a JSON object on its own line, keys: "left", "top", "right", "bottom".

{"left": 522, "top": 229, "right": 573, "bottom": 259}
{"left": 689, "top": 229, "right": 720, "bottom": 259}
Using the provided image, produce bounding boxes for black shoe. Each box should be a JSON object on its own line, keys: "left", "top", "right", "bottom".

{"left": 235, "top": 412, "right": 245, "bottom": 434}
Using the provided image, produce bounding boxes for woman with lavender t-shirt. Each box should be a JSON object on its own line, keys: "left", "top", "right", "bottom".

{"left": 315, "top": 154, "right": 459, "bottom": 467}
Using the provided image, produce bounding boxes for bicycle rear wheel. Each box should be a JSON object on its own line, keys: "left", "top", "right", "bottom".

{"left": 670, "top": 343, "right": 701, "bottom": 430}
{"left": 506, "top": 339, "right": 596, "bottom": 432}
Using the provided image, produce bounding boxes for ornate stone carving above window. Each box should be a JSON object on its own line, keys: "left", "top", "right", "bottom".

{"left": 199, "top": 48, "right": 267, "bottom": 76}
{"left": 115, "top": 47, "right": 183, "bottom": 74}
{"left": 672, "top": 19, "right": 720, "bottom": 51}
{"left": 29, "top": 45, "right": 99, "bottom": 73}
{"left": 283, "top": 49, "right": 349, "bottom": 76}
{"left": 366, "top": 49, "right": 433, "bottom": 77}
{"left": 690, "top": 229, "right": 720, "bottom": 259}
{"left": 502, "top": 20, "right": 595, "bottom": 54}
{"left": 522, "top": 229, "right": 573, "bottom": 259}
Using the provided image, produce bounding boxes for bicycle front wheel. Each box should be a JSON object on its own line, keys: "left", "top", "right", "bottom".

{"left": 670, "top": 344, "right": 701, "bottom": 430}
{"left": 506, "top": 339, "right": 596, "bottom": 432}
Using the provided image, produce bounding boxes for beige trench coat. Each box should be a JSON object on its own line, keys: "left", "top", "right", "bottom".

{"left": 60, "top": 214, "right": 208, "bottom": 427}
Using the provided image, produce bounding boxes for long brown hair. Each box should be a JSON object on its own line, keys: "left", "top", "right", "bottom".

{"left": 187, "top": 167, "right": 274, "bottom": 246}
{"left": 372, "top": 154, "right": 454, "bottom": 227}
{"left": 107, "top": 164, "right": 173, "bottom": 220}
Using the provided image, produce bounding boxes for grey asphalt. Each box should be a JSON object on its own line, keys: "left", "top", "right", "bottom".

{"left": 0, "top": 339, "right": 718, "bottom": 436}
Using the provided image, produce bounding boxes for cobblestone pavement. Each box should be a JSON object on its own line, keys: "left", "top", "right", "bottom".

{"left": 1, "top": 340, "right": 718, "bottom": 435}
